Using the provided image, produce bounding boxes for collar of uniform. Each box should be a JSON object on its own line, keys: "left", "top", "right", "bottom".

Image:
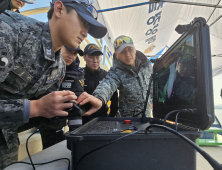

{"left": 41, "top": 22, "right": 56, "bottom": 61}
{"left": 85, "top": 65, "right": 100, "bottom": 75}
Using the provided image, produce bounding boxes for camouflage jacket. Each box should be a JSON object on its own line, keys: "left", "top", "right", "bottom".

{"left": 0, "top": 11, "right": 65, "bottom": 152}
{"left": 93, "top": 50, "right": 153, "bottom": 117}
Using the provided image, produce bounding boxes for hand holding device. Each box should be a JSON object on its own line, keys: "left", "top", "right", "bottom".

{"left": 76, "top": 92, "right": 103, "bottom": 116}
{"left": 30, "top": 91, "right": 77, "bottom": 118}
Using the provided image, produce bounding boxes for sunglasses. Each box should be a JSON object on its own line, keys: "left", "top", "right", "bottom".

{"left": 114, "top": 36, "right": 133, "bottom": 49}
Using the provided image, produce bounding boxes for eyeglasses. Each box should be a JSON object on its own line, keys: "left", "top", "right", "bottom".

{"left": 114, "top": 36, "right": 133, "bottom": 49}
{"left": 86, "top": 55, "right": 101, "bottom": 61}
{"left": 58, "top": 0, "right": 98, "bottom": 20}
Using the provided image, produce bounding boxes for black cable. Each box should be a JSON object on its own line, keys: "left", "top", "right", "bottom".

{"left": 73, "top": 130, "right": 141, "bottom": 170}
{"left": 164, "top": 109, "right": 197, "bottom": 127}
{"left": 26, "top": 130, "right": 38, "bottom": 170}
{"left": 175, "top": 111, "right": 181, "bottom": 131}
{"left": 4, "top": 121, "right": 71, "bottom": 170}
{"left": 25, "top": 121, "right": 54, "bottom": 170}
{"left": 163, "top": 110, "right": 181, "bottom": 126}
{"left": 146, "top": 124, "right": 222, "bottom": 170}
{"left": 3, "top": 158, "right": 70, "bottom": 170}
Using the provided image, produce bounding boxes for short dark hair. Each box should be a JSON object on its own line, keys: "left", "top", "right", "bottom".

{"left": 47, "top": 5, "right": 74, "bottom": 20}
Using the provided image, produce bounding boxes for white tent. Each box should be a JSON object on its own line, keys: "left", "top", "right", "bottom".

{"left": 94, "top": 0, "right": 222, "bottom": 76}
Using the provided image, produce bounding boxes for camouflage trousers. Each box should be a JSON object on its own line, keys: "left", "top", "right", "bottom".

{"left": 0, "top": 144, "right": 18, "bottom": 170}
{"left": 0, "top": 129, "right": 18, "bottom": 170}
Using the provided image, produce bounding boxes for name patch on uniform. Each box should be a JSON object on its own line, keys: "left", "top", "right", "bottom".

{"left": 45, "top": 68, "right": 60, "bottom": 84}
{"left": 12, "top": 63, "right": 32, "bottom": 83}
{"left": 62, "top": 82, "right": 72, "bottom": 88}
{"left": 65, "top": 79, "right": 75, "bottom": 82}
{"left": 0, "top": 47, "right": 14, "bottom": 75}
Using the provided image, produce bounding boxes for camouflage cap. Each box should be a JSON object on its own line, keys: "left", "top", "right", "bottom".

{"left": 178, "top": 54, "right": 195, "bottom": 64}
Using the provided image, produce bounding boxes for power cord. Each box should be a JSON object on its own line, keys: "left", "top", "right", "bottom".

{"left": 73, "top": 130, "right": 141, "bottom": 170}
{"left": 163, "top": 110, "right": 181, "bottom": 126}
{"left": 164, "top": 109, "right": 197, "bottom": 126}
{"left": 175, "top": 111, "right": 181, "bottom": 131}
{"left": 146, "top": 124, "right": 222, "bottom": 170}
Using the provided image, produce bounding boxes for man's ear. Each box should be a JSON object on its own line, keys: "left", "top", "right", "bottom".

{"left": 114, "top": 52, "right": 118, "bottom": 59}
{"left": 83, "top": 55, "right": 86, "bottom": 61}
{"left": 53, "top": 1, "right": 65, "bottom": 19}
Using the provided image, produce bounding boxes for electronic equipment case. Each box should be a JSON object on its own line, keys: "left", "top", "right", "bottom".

{"left": 65, "top": 17, "right": 214, "bottom": 170}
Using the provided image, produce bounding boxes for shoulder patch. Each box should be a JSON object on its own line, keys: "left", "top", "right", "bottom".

{"left": 79, "top": 79, "right": 84, "bottom": 87}
{"left": 12, "top": 63, "right": 32, "bottom": 83}
{"left": 0, "top": 46, "right": 14, "bottom": 75}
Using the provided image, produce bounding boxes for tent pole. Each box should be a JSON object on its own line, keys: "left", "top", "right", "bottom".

{"left": 161, "top": 0, "right": 222, "bottom": 8}
{"left": 97, "top": 0, "right": 222, "bottom": 13}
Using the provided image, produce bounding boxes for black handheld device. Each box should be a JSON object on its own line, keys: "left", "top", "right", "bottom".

{"left": 52, "top": 102, "right": 91, "bottom": 120}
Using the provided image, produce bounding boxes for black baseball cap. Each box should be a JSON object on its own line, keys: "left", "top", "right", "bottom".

{"left": 83, "top": 43, "right": 103, "bottom": 55}
{"left": 51, "top": 0, "right": 107, "bottom": 38}
{"left": 65, "top": 46, "right": 83, "bottom": 56}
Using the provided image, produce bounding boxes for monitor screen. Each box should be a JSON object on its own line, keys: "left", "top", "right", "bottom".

{"left": 153, "top": 18, "right": 214, "bottom": 130}
{"left": 154, "top": 34, "right": 197, "bottom": 107}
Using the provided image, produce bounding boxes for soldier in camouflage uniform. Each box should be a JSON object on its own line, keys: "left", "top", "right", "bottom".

{"left": 84, "top": 35, "right": 153, "bottom": 117}
{"left": 157, "top": 53, "right": 197, "bottom": 105}
{"left": 172, "top": 54, "right": 197, "bottom": 105}
{"left": 10, "top": 0, "right": 26, "bottom": 13}
{"left": 0, "top": 0, "right": 107, "bottom": 168}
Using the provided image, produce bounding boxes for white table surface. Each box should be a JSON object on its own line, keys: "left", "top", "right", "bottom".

{"left": 5, "top": 141, "right": 71, "bottom": 170}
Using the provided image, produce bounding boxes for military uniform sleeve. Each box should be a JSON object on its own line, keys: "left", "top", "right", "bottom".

{"left": 93, "top": 68, "right": 121, "bottom": 105}
{"left": 0, "top": 18, "right": 28, "bottom": 128}
{"left": 109, "top": 90, "right": 119, "bottom": 117}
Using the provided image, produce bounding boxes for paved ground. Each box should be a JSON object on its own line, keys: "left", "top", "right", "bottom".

{"left": 197, "top": 135, "right": 222, "bottom": 170}
{"left": 197, "top": 145, "right": 222, "bottom": 170}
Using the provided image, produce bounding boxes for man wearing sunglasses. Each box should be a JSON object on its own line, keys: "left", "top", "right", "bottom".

{"left": 82, "top": 43, "right": 118, "bottom": 124}
{"left": 0, "top": 0, "right": 106, "bottom": 168}
{"left": 81, "top": 35, "right": 153, "bottom": 117}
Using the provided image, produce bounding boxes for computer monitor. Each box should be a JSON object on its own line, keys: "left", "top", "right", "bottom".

{"left": 153, "top": 18, "right": 214, "bottom": 130}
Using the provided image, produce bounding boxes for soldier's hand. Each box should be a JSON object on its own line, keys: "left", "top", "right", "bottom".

{"left": 30, "top": 91, "right": 77, "bottom": 118}
{"left": 77, "top": 92, "right": 102, "bottom": 116}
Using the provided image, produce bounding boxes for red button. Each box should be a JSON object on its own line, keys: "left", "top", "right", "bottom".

{"left": 124, "top": 120, "right": 131, "bottom": 124}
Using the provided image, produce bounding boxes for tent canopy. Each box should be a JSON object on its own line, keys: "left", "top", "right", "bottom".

{"left": 95, "top": 0, "right": 222, "bottom": 76}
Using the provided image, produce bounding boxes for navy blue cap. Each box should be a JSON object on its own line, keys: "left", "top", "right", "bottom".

{"left": 65, "top": 46, "right": 83, "bottom": 56}
{"left": 83, "top": 43, "right": 103, "bottom": 55}
{"left": 52, "top": 0, "right": 107, "bottom": 38}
